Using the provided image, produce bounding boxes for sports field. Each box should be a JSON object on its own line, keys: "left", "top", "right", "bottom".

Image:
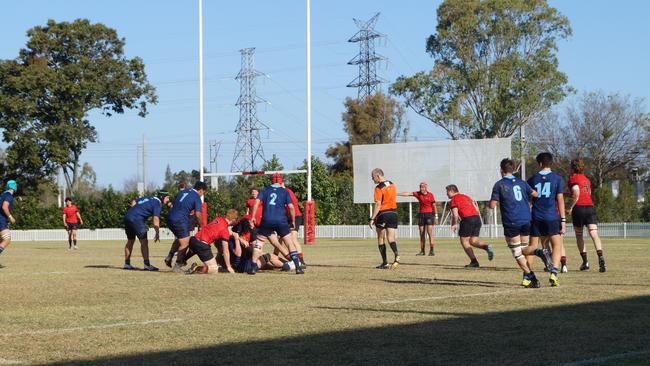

{"left": 0, "top": 237, "right": 649, "bottom": 365}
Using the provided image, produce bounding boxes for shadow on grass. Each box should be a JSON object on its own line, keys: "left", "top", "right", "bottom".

{"left": 47, "top": 295, "right": 650, "bottom": 366}
{"left": 403, "top": 262, "right": 520, "bottom": 272}
{"left": 374, "top": 277, "right": 505, "bottom": 287}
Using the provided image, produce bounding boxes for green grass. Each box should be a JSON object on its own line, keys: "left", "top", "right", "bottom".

{"left": 0, "top": 237, "right": 649, "bottom": 365}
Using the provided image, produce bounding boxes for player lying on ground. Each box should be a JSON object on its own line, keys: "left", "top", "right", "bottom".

{"left": 0, "top": 180, "right": 17, "bottom": 264}
{"left": 62, "top": 197, "right": 84, "bottom": 250}
{"left": 447, "top": 184, "right": 494, "bottom": 268}
{"left": 185, "top": 210, "right": 238, "bottom": 274}
{"left": 250, "top": 173, "right": 303, "bottom": 275}
{"left": 521, "top": 152, "right": 566, "bottom": 287}
{"left": 398, "top": 181, "right": 438, "bottom": 256}
{"left": 489, "top": 159, "right": 540, "bottom": 288}
{"left": 369, "top": 168, "right": 400, "bottom": 269}
{"left": 566, "top": 158, "right": 606, "bottom": 272}
{"left": 123, "top": 191, "right": 170, "bottom": 271}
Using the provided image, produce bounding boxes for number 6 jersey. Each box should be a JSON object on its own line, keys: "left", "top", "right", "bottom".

{"left": 490, "top": 175, "right": 534, "bottom": 226}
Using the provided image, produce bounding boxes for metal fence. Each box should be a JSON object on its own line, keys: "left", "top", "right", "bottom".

{"left": 9, "top": 223, "right": 650, "bottom": 242}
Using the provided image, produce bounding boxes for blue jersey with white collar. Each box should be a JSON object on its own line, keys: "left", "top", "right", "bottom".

{"left": 490, "top": 176, "right": 533, "bottom": 226}
{"left": 527, "top": 170, "right": 564, "bottom": 221}
{"left": 168, "top": 188, "right": 202, "bottom": 223}
{"left": 258, "top": 184, "right": 291, "bottom": 226}
{"left": 125, "top": 196, "right": 161, "bottom": 223}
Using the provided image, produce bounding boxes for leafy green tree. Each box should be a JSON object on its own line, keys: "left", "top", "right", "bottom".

{"left": 0, "top": 19, "right": 157, "bottom": 194}
{"left": 289, "top": 158, "right": 341, "bottom": 224}
{"left": 392, "top": 0, "right": 571, "bottom": 139}
{"left": 326, "top": 92, "right": 408, "bottom": 174}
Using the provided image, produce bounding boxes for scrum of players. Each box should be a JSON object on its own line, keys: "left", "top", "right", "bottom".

{"left": 122, "top": 172, "right": 305, "bottom": 275}
{"left": 0, "top": 152, "right": 606, "bottom": 285}
{"left": 369, "top": 152, "right": 606, "bottom": 288}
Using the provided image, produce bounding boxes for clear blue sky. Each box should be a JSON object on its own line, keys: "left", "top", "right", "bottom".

{"left": 1, "top": 0, "right": 648, "bottom": 189}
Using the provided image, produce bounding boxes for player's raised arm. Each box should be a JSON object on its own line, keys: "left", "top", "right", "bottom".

{"left": 397, "top": 191, "right": 414, "bottom": 197}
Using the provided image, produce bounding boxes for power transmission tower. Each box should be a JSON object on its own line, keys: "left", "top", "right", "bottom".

{"left": 209, "top": 140, "right": 221, "bottom": 190}
{"left": 231, "top": 48, "right": 269, "bottom": 172}
{"left": 347, "top": 13, "right": 386, "bottom": 100}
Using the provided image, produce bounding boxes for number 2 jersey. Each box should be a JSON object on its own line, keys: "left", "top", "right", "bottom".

{"left": 257, "top": 184, "right": 292, "bottom": 226}
{"left": 490, "top": 175, "right": 533, "bottom": 226}
{"left": 527, "top": 170, "right": 564, "bottom": 221}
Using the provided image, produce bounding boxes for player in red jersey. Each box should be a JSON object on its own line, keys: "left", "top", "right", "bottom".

{"left": 567, "top": 158, "right": 606, "bottom": 272}
{"left": 398, "top": 182, "right": 438, "bottom": 256}
{"left": 246, "top": 188, "right": 263, "bottom": 226}
{"left": 446, "top": 185, "right": 494, "bottom": 267}
{"left": 62, "top": 198, "right": 84, "bottom": 250}
{"left": 186, "top": 209, "right": 238, "bottom": 274}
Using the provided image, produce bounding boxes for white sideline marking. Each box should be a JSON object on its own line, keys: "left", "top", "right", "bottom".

{"left": 559, "top": 350, "right": 650, "bottom": 365}
{"left": 0, "top": 358, "right": 22, "bottom": 365}
{"left": 0, "top": 318, "right": 182, "bottom": 337}
{"left": 381, "top": 287, "right": 558, "bottom": 304}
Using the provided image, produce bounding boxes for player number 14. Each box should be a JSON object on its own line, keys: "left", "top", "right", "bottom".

{"left": 535, "top": 182, "right": 552, "bottom": 198}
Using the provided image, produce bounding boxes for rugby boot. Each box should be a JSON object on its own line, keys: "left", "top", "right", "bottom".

{"left": 598, "top": 257, "right": 606, "bottom": 273}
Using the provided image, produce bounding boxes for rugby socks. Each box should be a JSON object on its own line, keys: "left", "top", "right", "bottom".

{"left": 0, "top": 246, "right": 4, "bottom": 255}
{"left": 596, "top": 249, "right": 603, "bottom": 258}
{"left": 289, "top": 251, "right": 301, "bottom": 270}
{"left": 144, "top": 259, "right": 151, "bottom": 266}
{"left": 378, "top": 244, "right": 387, "bottom": 264}
{"left": 551, "top": 267, "right": 559, "bottom": 276}
{"left": 580, "top": 252, "right": 588, "bottom": 264}
{"left": 124, "top": 258, "right": 130, "bottom": 266}
{"left": 73, "top": 239, "right": 77, "bottom": 247}
{"left": 297, "top": 252, "right": 304, "bottom": 260}
{"left": 560, "top": 256, "right": 567, "bottom": 266}
{"left": 68, "top": 238, "right": 72, "bottom": 248}
{"left": 389, "top": 242, "right": 399, "bottom": 257}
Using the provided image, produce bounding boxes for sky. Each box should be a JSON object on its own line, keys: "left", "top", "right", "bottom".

{"left": 1, "top": 0, "right": 649, "bottom": 189}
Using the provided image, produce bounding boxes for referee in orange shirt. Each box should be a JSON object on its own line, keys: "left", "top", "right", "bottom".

{"left": 369, "top": 168, "right": 400, "bottom": 269}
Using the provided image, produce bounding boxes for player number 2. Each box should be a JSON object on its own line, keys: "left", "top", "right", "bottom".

{"left": 535, "top": 182, "right": 552, "bottom": 198}
{"left": 269, "top": 193, "right": 277, "bottom": 206}
{"left": 513, "top": 186, "right": 523, "bottom": 201}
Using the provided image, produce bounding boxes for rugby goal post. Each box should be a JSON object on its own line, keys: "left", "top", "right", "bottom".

{"left": 203, "top": 169, "right": 316, "bottom": 245}
{"left": 352, "top": 138, "right": 512, "bottom": 238}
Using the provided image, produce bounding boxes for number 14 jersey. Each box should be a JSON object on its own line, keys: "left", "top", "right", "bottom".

{"left": 527, "top": 171, "right": 564, "bottom": 221}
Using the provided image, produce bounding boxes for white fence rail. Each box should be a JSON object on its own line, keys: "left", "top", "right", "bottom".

{"left": 9, "top": 223, "right": 650, "bottom": 242}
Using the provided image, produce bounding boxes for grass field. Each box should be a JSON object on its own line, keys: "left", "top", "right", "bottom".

{"left": 0, "top": 237, "right": 649, "bottom": 365}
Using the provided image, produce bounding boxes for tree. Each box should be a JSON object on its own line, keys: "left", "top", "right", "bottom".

{"left": 0, "top": 19, "right": 157, "bottom": 195}
{"left": 529, "top": 92, "right": 649, "bottom": 186}
{"left": 326, "top": 92, "right": 408, "bottom": 174}
{"left": 391, "top": 0, "right": 571, "bottom": 139}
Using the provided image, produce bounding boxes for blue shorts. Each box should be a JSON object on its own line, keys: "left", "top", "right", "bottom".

{"left": 258, "top": 223, "right": 291, "bottom": 238}
{"left": 531, "top": 219, "right": 561, "bottom": 237}
{"left": 503, "top": 223, "right": 531, "bottom": 238}
{"left": 124, "top": 219, "right": 147, "bottom": 240}
{"left": 0, "top": 218, "right": 8, "bottom": 231}
{"left": 168, "top": 219, "right": 190, "bottom": 239}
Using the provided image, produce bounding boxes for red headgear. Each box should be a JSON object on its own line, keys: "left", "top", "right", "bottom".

{"left": 271, "top": 172, "right": 283, "bottom": 184}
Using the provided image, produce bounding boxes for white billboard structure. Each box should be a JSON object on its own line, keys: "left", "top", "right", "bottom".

{"left": 353, "top": 138, "right": 511, "bottom": 231}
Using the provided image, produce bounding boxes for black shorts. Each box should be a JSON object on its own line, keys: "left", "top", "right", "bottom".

{"left": 459, "top": 216, "right": 481, "bottom": 237}
{"left": 189, "top": 237, "right": 214, "bottom": 262}
{"left": 531, "top": 219, "right": 561, "bottom": 237}
{"left": 291, "top": 215, "right": 303, "bottom": 232}
{"left": 376, "top": 210, "right": 398, "bottom": 229}
{"left": 572, "top": 206, "right": 597, "bottom": 227}
{"left": 66, "top": 222, "right": 78, "bottom": 231}
{"left": 258, "top": 223, "right": 291, "bottom": 238}
{"left": 503, "top": 223, "right": 531, "bottom": 238}
{"left": 418, "top": 212, "right": 435, "bottom": 226}
{"left": 125, "top": 220, "right": 147, "bottom": 240}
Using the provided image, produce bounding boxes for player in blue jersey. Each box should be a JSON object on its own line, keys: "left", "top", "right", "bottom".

{"left": 122, "top": 191, "right": 170, "bottom": 271}
{"left": 250, "top": 173, "right": 303, "bottom": 274}
{"left": 0, "top": 180, "right": 17, "bottom": 265}
{"left": 166, "top": 181, "right": 207, "bottom": 273}
{"left": 489, "top": 159, "right": 540, "bottom": 288}
{"left": 522, "top": 152, "right": 566, "bottom": 287}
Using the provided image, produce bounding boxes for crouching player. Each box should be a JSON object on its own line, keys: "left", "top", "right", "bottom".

{"left": 489, "top": 159, "right": 540, "bottom": 287}
{"left": 123, "top": 191, "right": 170, "bottom": 271}
{"left": 522, "top": 153, "right": 566, "bottom": 287}
{"left": 186, "top": 210, "right": 238, "bottom": 274}
{"left": 447, "top": 185, "right": 494, "bottom": 267}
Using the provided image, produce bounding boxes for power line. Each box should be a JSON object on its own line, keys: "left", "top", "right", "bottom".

{"left": 347, "top": 12, "right": 386, "bottom": 100}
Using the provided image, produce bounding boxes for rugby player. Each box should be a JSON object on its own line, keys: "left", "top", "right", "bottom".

{"left": 123, "top": 191, "right": 170, "bottom": 271}
{"left": 369, "top": 168, "right": 400, "bottom": 269}
{"left": 186, "top": 210, "right": 238, "bottom": 274}
{"left": 489, "top": 159, "right": 540, "bottom": 287}
{"left": 280, "top": 180, "right": 306, "bottom": 267}
{"left": 167, "top": 181, "right": 206, "bottom": 273}
{"left": 0, "top": 180, "right": 17, "bottom": 263}
{"left": 567, "top": 158, "right": 606, "bottom": 272}
{"left": 398, "top": 182, "right": 438, "bottom": 256}
{"left": 62, "top": 197, "right": 84, "bottom": 250}
{"left": 250, "top": 173, "right": 303, "bottom": 274}
{"left": 447, "top": 185, "right": 494, "bottom": 268}
{"left": 522, "top": 152, "right": 566, "bottom": 287}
